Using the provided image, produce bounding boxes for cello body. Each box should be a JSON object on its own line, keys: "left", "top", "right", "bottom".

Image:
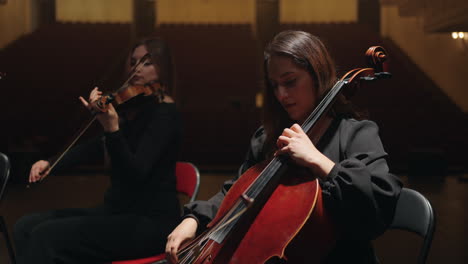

{"left": 187, "top": 163, "right": 336, "bottom": 264}
{"left": 178, "top": 46, "right": 390, "bottom": 264}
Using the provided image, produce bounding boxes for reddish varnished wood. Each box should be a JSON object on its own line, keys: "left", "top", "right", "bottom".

{"left": 181, "top": 46, "right": 390, "bottom": 264}
{"left": 191, "top": 164, "right": 335, "bottom": 264}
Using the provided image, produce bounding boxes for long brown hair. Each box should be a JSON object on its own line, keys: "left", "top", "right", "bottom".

{"left": 129, "top": 37, "right": 176, "bottom": 97}
{"left": 262, "top": 30, "right": 358, "bottom": 156}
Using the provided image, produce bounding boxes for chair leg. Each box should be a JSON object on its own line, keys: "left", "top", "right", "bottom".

{"left": 0, "top": 216, "right": 16, "bottom": 264}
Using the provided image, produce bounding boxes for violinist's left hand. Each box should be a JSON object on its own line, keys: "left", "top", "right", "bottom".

{"left": 79, "top": 87, "right": 120, "bottom": 133}
{"left": 276, "top": 123, "right": 334, "bottom": 178}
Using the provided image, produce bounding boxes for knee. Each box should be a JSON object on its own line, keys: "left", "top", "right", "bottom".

{"left": 13, "top": 214, "right": 40, "bottom": 243}
{"left": 14, "top": 213, "right": 50, "bottom": 257}
{"left": 16, "top": 222, "right": 71, "bottom": 263}
{"left": 29, "top": 221, "right": 68, "bottom": 248}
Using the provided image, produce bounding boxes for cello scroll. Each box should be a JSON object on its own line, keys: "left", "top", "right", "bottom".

{"left": 341, "top": 46, "right": 391, "bottom": 99}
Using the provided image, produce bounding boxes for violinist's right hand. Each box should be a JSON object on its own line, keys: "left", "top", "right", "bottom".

{"left": 166, "top": 217, "right": 198, "bottom": 264}
{"left": 29, "top": 160, "right": 51, "bottom": 183}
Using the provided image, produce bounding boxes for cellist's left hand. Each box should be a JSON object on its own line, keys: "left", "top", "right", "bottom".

{"left": 79, "top": 87, "right": 120, "bottom": 133}
{"left": 276, "top": 124, "right": 334, "bottom": 178}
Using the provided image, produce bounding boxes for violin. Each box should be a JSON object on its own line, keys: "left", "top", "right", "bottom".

{"left": 32, "top": 53, "right": 162, "bottom": 182}
{"left": 93, "top": 53, "right": 163, "bottom": 113}
{"left": 175, "top": 46, "right": 391, "bottom": 264}
{"left": 92, "top": 81, "right": 162, "bottom": 113}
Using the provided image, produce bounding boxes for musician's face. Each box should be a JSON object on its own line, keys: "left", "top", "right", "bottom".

{"left": 268, "top": 55, "right": 316, "bottom": 123}
{"left": 129, "top": 45, "right": 159, "bottom": 85}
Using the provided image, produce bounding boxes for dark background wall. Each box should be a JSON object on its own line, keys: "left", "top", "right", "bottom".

{"left": 0, "top": 1, "right": 467, "bottom": 264}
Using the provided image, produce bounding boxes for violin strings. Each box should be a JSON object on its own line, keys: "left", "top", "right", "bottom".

{"left": 32, "top": 54, "right": 153, "bottom": 185}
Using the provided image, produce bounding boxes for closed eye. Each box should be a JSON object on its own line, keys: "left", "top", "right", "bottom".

{"left": 283, "top": 78, "right": 296, "bottom": 87}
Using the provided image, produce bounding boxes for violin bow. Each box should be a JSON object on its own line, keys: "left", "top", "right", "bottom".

{"left": 28, "top": 54, "right": 152, "bottom": 186}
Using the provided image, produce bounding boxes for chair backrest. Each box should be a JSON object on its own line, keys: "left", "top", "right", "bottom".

{"left": 389, "top": 187, "right": 436, "bottom": 264}
{"left": 175, "top": 162, "right": 200, "bottom": 203}
{"left": 0, "top": 152, "right": 11, "bottom": 202}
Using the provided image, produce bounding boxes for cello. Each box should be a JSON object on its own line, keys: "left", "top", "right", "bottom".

{"left": 175, "top": 46, "right": 391, "bottom": 263}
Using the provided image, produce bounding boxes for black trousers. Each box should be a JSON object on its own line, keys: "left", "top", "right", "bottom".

{"left": 14, "top": 206, "right": 170, "bottom": 264}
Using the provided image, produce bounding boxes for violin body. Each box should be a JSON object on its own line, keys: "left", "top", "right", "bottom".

{"left": 95, "top": 82, "right": 160, "bottom": 112}
{"left": 186, "top": 163, "right": 336, "bottom": 264}
{"left": 113, "top": 83, "right": 157, "bottom": 104}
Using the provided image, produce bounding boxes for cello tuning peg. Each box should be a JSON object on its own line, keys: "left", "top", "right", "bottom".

{"left": 360, "top": 76, "right": 377, "bottom": 81}
{"left": 375, "top": 72, "right": 392, "bottom": 79}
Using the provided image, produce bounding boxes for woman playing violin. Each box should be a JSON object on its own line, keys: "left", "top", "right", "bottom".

{"left": 14, "top": 37, "right": 183, "bottom": 263}
{"left": 166, "top": 30, "right": 402, "bottom": 263}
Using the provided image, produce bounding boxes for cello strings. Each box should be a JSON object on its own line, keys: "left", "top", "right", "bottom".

{"left": 243, "top": 80, "right": 345, "bottom": 200}
{"left": 177, "top": 65, "right": 379, "bottom": 262}
{"left": 201, "top": 80, "right": 342, "bottom": 236}
{"left": 178, "top": 230, "right": 212, "bottom": 264}
{"left": 177, "top": 200, "right": 249, "bottom": 262}
{"left": 210, "top": 203, "right": 248, "bottom": 242}
{"left": 178, "top": 80, "right": 348, "bottom": 262}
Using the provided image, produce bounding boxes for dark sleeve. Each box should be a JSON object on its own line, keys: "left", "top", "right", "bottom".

{"left": 183, "top": 178, "right": 236, "bottom": 234}
{"left": 238, "top": 126, "right": 266, "bottom": 176}
{"left": 184, "top": 126, "right": 265, "bottom": 234}
{"left": 49, "top": 136, "right": 105, "bottom": 174}
{"left": 320, "top": 120, "right": 402, "bottom": 241}
{"left": 104, "top": 107, "right": 178, "bottom": 183}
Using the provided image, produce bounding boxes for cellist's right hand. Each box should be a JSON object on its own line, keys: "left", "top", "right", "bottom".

{"left": 29, "top": 160, "right": 51, "bottom": 183}
{"left": 166, "top": 217, "right": 198, "bottom": 263}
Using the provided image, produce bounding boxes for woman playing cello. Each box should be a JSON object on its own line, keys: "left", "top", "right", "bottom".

{"left": 14, "top": 37, "right": 183, "bottom": 263}
{"left": 166, "top": 30, "right": 402, "bottom": 263}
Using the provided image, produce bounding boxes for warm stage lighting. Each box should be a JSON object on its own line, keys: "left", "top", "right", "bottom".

{"left": 458, "top": 32, "right": 465, "bottom": 39}
{"left": 452, "top": 32, "right": 459, "bottom": 39}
